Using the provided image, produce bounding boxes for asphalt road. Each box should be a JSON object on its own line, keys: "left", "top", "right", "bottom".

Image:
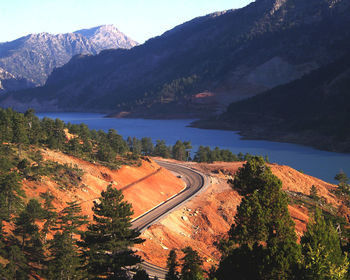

{"left": 130, "top": 160, "right": 210, "bottom": 279}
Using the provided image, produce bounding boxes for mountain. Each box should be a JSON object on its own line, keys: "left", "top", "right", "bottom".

{"left": 1, "top": 0, "right": 350, "bottom": 115}
{"left": 0, "top": 25, "right": 137, "bottom": 91}
{"left": 0, "top": 67, "right": 34, "bottom": 92}
{"left": 194, "top": 53, "right": 350, "bottom": 152}
{"left": 74, "top": 24, "right": 138, "bottom": 52}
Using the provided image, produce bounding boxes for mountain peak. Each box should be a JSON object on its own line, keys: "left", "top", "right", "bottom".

{"left": 0, "top": 24, "right": 137, "bottom": 89}
{"left": 74, "top": 25, "right": 138, "bottom": 51}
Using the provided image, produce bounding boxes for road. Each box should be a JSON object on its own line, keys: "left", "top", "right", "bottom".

{"left": 130, "top": 160, "right": 210, "bottom": 279}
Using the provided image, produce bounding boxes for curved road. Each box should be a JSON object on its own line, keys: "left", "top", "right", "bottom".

{"left": 130, "top": 160, "right": 210, "bottom": 279}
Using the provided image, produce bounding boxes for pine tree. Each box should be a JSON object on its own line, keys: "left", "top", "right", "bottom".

{"left": 154, "top": 140, "right": 171, "bottom": 158}
{"left": 166, "top": 249, "right": 179, "bottom": 280}
{"left": 12, "top": 199, "right": 45, "bottom": 278}
{"left": 40, "top": 191, "right": 58, "bottom": 244}
{"left": 230, "top": 156, "right": 270, "bottom": 196}
{"left": 180, "top": 247, "right": 204, "bottom": 280}
{"left": 46, "top": 201, "right": 88, "bottom": 280}
{"left": 310, "top": 185, "right": 319, "bottom": 200}
{"left": 3, "top": 238, "right": 28, "bottom": 280}
{"left": 133, "top": 268, "right": 150, "bottom": 280}
{"left": 141, "top": 137, "right": 154, "bottom": 156}
{"left": 219, "top": 157, "right": 300, "bottom": 280}
{"left": 80, "top": 185, "right": 144, "bottom": 279}
{"left": 334, "top": 171, "right": 348, "bottom": 184}
{"left": 0, "top": 171, "right": 26, "bottom": 220}
{"left": 172, "top": 141, "right": 186, "bottom": 161}
{"left": 300, "top": 208, "right": 348, "bottom": 280}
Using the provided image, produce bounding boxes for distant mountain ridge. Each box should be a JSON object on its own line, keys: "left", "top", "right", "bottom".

{"left": 192, "top": 52, "right": 350, "bottom": 153}
{"left": 0, "top": 25, "right": 137, "bottom": 91}
{"left": 74, "top": 24, "right": 138, "bottom": 51}
{"left": 1, "top": 0, "right": 350, "bottom": 116}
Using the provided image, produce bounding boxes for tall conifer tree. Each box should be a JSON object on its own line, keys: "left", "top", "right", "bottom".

{"left": 80, "top": 185, "right": 144, "bottom": 279}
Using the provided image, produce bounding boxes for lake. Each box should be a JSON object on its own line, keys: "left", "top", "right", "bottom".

{"left": 37, "top": 112, "right": 350, "bottom": 184}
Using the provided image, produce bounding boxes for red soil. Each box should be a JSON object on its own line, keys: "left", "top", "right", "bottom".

{"left": 23, "top": 150, "right": 185, "bottom": 219}
{"left": 136, "top": 160, "right": 341, "bottom": 270}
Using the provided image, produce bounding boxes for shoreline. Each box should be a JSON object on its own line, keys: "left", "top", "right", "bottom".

{"left": 190, "top": 119, "right": 350, "bottom": 155}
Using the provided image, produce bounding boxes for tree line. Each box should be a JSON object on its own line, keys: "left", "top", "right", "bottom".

{"left": 0, "top": 108, "right": 262, "bottom": 167}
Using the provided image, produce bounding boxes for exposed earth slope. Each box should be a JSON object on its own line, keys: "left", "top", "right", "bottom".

{"left": 23, "top": 150, "right": 184, "bottom": 219}
{"left": 136, "top": 160, "right": 343, "bottom": 270}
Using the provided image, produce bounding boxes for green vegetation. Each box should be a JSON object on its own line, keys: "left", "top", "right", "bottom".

{"left": 218, "top": 157, "right": 300, "bottom": 279}
{"left": 193, "top": 147, "right": 267, "bottom": 163}
{"left": 181, "top": 247, "right": 204, "bottom": 280}
{"left": 1, "top": 108, "right": 272, "bottom": 170}
{"left": 80, "top": 185, "right": 144, "bottom": 279}
{"left": 0, "top": 174, "right": 144, "bottom": 279}
{"left": 165, "top": 247, "right": 204, "bottom": 280}
{"left": 301, "top": 208, "right": 348, "bottom": 280}
{"left": 309, "top": 185, "right": 319, "bottom": 200}
{"left": 0, "top": 108, "right": 136, "bottom": 169}
{"left": 207, "top": 157, "right": 349, "bottom": 280}
{"left": 166, "top": 249, "right": 180, "bottom": 280}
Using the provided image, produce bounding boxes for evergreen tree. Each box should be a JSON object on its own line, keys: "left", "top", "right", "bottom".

{"left": 335, "top": 171, "right": 348, "bottom": 184}
{"left": 80, "top": 185, "right": 144, "bottom": 279}
{"left": 40, "top": 191, "right": 58, "bottom": 244}
{"left": 24, "top": 109, "right": 42, "bottom": 145}
{"left": 141, "top": 137, "right": 154, "bottom": 156}
{"left": 133, "top": 268, "right": 150, "bottom": 280}
{"left": 310, "top": 185, "right": 319, "bottom": 200}
{"left": 0, "top": 171, "right": 25, "bottom": 220}
{"left": 230, "top": 156, "right": 271, "bottom": 196}
{"left": 180, "top": 247, "right": 204, "bottom": 280}
{"left": 300, "top": 208, "right": 348, "bottom": 280}
{"left": 12, "top": 199, "right": 45, "bottom": 278}
{"left": 0, "top": 108, "right": 14, "bottom": 143}
{"left": 3, "top": 238, "right": 28, "bottom": 280}
{"left": 132, "top": 137, "right": 142, "bottom": 155}
{"left": 172, "top": 141, "right": 187, "bottom": 161}
{"left": 193, "top": 146, "right": 209, "bottom": 163}
{"left": 166, "top": 249, "right": 179, "bottom": 280}
{"left": 219, "top": 157, "right": 300, "bottom": 280}
{"left": 47, "top": 201, "right": 88, "bottom": 280}
{"left": 154, "top": 140, "right": 171, "bottom": 158}
{"left": 97, "top": 143, "right": 116, "bottom": 162}
{"left": 183, "top": 141, "right": 192, "bottom": 161}
{"left": 108, "top": 129, "right": 128, "bottom": 154}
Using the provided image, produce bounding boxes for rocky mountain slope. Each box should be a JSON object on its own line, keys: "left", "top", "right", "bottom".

{"left": 0, "top": 25, "right": 137, "bottom": 91}
{"left": 193, "top": 52, "right": 350, "bottom": 152}
{"left": 0, "top": 67, "right": 34, "bottom": 92}
{"left": 75, "top": 24, "right": 138, "bottom": 51}
{"left": 1, "top": 0, "right": 349, "bottom": 115}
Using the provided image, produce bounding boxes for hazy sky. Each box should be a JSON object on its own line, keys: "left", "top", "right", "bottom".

{"left": 0, "top": 0, "right": 254, "bottom": 43}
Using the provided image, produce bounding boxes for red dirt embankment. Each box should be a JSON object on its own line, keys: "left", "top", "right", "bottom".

{"left": 23, "top": 150, "right": 185, "bottom": 219}
{"left": 136, "top": 160, "right": 340, "bottom": 270}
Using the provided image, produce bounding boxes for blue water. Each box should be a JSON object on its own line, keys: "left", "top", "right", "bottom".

{"left": 37, "top": 112, "right": 350, "bottom": 184}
